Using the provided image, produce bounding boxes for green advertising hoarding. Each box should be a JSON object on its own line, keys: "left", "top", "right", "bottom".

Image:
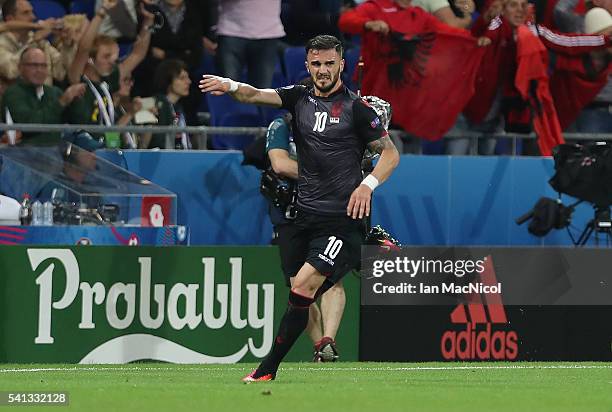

{"left": 0, "top": 246, "right": 359, "bottom": 363}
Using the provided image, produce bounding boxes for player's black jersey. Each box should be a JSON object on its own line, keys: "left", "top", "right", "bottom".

{"left": 276, "top": 85, "right": 385, "bottom": 216}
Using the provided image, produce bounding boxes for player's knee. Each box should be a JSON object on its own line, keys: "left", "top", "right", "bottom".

{"left": 289, "top": 289, "right": 315, "bottom": 307}
{"left": 291, "top": 282, "right": 318, "bottom": 298}
{"left": 292, "top": 276, "right": 322, "bottom": 297}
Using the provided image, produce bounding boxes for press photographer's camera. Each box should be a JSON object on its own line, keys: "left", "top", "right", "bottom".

{"left": 260, "top": 169, "right": 297, "bottom": 220}
{"left": 517, "top": 142, "right": 612, "bottom": 244}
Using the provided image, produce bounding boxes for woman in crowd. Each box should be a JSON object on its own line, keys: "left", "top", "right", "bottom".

{"left": 140, "top": 58, "right": 191, "bottom": 149}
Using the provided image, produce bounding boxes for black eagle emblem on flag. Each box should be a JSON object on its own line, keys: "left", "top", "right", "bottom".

{"left": 387, "top": 31, "right": 436, "bottom": 87}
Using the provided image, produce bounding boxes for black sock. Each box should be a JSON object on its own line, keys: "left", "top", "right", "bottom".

{"left": 254, "top": 290, "right": 314, "bottom": 377}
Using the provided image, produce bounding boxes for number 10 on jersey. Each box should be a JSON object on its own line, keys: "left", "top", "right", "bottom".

{"left": 313, "top": 111, "right": 328, "bottom": 132}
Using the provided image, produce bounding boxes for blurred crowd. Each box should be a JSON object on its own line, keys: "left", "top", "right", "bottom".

{"left": 0, "top": 0, "right": 609, "bottom": 154}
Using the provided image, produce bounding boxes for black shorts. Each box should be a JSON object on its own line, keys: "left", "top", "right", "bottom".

{"left": 276, "top": 210, "right": 365, "bottom": 286}
{"left": 276, "top": 222, "right": 300, "bottom": 287}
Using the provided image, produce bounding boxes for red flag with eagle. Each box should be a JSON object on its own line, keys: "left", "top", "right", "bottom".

{"left": 338, "top": 0, "right": 486, "bottom": 140}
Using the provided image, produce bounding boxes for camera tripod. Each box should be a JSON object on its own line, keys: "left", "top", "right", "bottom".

{"left": 575, "top": 205, "right": 612, "bottom": 247}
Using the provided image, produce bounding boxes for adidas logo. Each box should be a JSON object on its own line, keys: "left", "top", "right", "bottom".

{"left": 440, "top": 256, "right": 519, "bottom": 360}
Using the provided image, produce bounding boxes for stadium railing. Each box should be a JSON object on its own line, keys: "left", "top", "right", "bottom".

{"left": 0, "top": 124, "right": 609, "bottom": 154}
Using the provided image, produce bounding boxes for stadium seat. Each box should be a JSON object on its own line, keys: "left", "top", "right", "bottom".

{"left": 206, "top": 94, "right": 264, "bottom": 150}
{"left": 283, "top": 46, "right": 306, "bottom": 84}
{"left": 342, "top": 46, "right": 361, "bottom": 92}
{"left": 261, "top": 107, "right": 289, "bottom": 126}
{"left": 31, "top": 0, "right": 66, "bottom": 20}
{"left": 421, "top": 140, "right": 445, "bottom": 155}
{"left": 69, "top": 0, "right": 95, "bottom": 18}
{"left": 193, "top": 53, "right": 218, "bottom": 114}
{"left": 271, "top": 61, "right": 287, "bottom": 88}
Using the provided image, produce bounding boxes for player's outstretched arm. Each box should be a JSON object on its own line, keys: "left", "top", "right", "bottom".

{"left": 347, "top": 134, "right": 400, "bottom": 219}
{"left": 199, "top": 74, "right": 282, "bottom": 107}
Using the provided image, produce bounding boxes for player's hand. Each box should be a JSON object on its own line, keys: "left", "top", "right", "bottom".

{"left": 347, "top": 184, "right": 372, "bottom": 219}
{"left": 199, "top": 74, "right": 233, "bottom": 95}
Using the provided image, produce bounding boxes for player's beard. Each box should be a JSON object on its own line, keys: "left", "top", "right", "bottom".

{"left": 313, "top": 69, "right": 340, "bottom": 94}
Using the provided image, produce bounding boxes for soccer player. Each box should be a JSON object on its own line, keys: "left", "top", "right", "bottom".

{"left": 264, "top": 112, "right": 346, "bottom": 362}
{"left": 199, "top": 35, "right": 400, "bottom": 382}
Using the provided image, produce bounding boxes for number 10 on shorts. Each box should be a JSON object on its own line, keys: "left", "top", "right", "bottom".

{"left": 324, "top": 236, "right": 343, "bottom": 259}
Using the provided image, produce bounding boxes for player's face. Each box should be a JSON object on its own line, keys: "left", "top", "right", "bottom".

{"left": 306, "top": 48, "right": 344, "bottom": 95}
{"left": 503, "top": 0, "right": 528, "bottom": 27}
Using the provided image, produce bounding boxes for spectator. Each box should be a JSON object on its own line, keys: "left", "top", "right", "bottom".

{"left": 0, "top": 0, "right": 75, "bottom": 92}
{"left": 52, "top": 13, "right": 89, "bottom": 86}
{"left": 464, "top": 0, "right": 610, "bottom": 155}
{"left": 339, "top": 0, "right": 490, "bottom": 153}
{"left": 152, "top": 0, "right": 202, "bottom": 68}
{"left": 554, "top": 0, "right": 612, "bottom": 32}
{"left": 412, "top": 0, "right": 477, "bottom": 28}
{"left": 0, "top": 47, "right": 86, "bottom": 146}
{"left": 94, "top": 0, "right": 139, "bottom": 41}
{"left": 66, "top": 0, "right": 154, "bottom": 146}
{"left": 200, "top": 0, "right": 218, "bottom": 55}
{"left": 282, "top": 0, "right": 352, "bottom": 45}
{"left": 140, "top": 59, "right": 192, "bottom": 149}
{"left": 132, "top": 0, "right": 202, "bottom": 121}
{"left": 216, "top": 0, "right": 285, "bottom": 88}
{"left": 554, "top": 0, "right": 612, "bottom": 133}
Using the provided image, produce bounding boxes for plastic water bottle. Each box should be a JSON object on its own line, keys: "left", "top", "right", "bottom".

{"left": 19, "top": 194, "right": 32, "bottom": 225}
{"left": 31, "top": 200, "right": 43, "bottom": 226}
{"left": 43, "top": 201, "right": 54, "bottom": 226}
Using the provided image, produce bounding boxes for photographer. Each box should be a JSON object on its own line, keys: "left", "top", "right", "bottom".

{"left": 264, "top": 113, "right": 346, "bottom": 362}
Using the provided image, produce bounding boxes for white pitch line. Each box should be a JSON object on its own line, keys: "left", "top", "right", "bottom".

{"left": 1, "top": 365, "right": 611, "bottom": 373}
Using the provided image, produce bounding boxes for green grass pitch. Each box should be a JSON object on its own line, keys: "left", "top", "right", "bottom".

{"left": 1, "top": 363, "right": 611, "bottom": 411}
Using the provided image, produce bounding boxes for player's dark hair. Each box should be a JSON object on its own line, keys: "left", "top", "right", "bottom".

{"left": 305, "top": 35, "right": 343, "bottom": 58}
{"left": 153, "top": 59, "right": 188, "bottom": 95}
{"left": 2, "top": 0, "right": 18, "bottom": 19}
